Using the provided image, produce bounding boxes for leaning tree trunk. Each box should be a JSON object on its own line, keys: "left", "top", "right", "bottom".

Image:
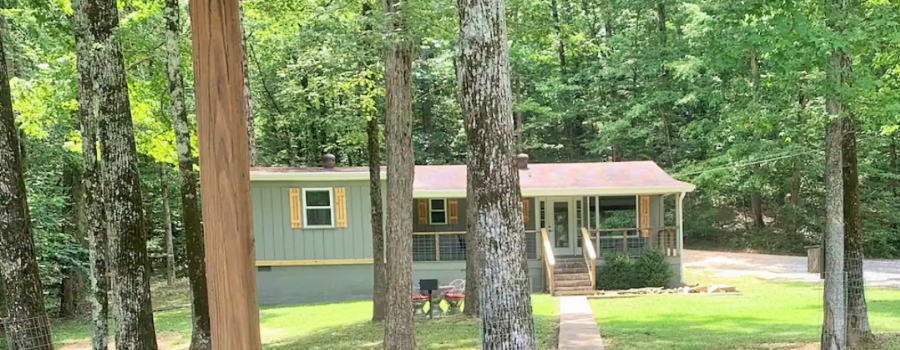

{"left": 0, "top": 24, "right": 54, "bottom": 350}
{"left": 73, "top": 0, "right": 110, "bottom": 346}
{"left": 164, "top": 0, "right": 212, "bottom": 347}
{"left": 842, "top": 117, "right": 871, "bottom": 347}
{"left": 161, "top": 166, "right": 175, "bottom": 286}
{"left": 89, "top": 0, "right": 159, "bottom": 347}
{"left": 382, "top": 0, "right": 416, "bottom": 346}
{"left": 457, "top": 0, "right": 537, "bottom": 347}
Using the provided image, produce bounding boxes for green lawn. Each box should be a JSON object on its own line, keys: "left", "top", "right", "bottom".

{"left": 51, "top": 282, "right": 558, "bottom": 350}
{"left": 591, "top": 269, "right": 900, "bottom": 350}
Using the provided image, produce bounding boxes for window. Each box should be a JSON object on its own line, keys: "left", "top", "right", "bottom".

{"left": 429, "top": 199, "right": 447, "bottom": 225}
{"left": 303, "top": 188, "right": 334, "bottom": 228}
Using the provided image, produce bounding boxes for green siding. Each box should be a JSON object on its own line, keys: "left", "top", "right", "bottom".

{"left": 412, "top": 197, "right": 536, "bottom": 232}
{"left": 251, "top": 180, "right": 376, "bottom": 261}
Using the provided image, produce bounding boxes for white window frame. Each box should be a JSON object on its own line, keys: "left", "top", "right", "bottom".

{"left": 429, "top": 198, "right": 448, "bottom": 225}
{"left": 302, "top": 188, "right": 335, "bottom": 228}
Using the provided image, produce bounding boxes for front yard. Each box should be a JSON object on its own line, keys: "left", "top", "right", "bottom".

{"left": 592, "top": 269, "right": 900, "bottom": 350}
{"left": 51, "top": 287, "right": 559, "bottom": 350}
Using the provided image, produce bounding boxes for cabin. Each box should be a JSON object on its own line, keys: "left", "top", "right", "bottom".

{"left": 249, "top": 154, "right": 695, "bottom": 305}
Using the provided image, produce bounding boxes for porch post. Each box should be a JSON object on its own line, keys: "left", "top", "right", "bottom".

{"left": 189, "top": 0, "right": 262, "bottom": 348}
{"left": 676, "top": 192, "right": 685, "bottom": 285}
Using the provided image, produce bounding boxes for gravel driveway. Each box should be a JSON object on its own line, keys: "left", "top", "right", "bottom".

{"left": 683, "top": 249, "right": 900, "bottom": 288}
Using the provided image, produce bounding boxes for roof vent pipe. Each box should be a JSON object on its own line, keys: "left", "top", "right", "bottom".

{"left": 323, "top": 153, "right": 336, "bottom": 169}
{"left": 516, "top": 153, "right": 529, "bottom": 170}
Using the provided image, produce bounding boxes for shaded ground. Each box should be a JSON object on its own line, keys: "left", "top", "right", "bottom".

{"left": 684, "top": 249, "right": 900, "bottom": 288}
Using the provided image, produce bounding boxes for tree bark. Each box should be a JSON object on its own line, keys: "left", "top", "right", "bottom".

{"left": 751, "top": 192, "right": 764, "bottom": 228}
{"left": 164, "top": 0, "right": 212, "bottom": 347}
{"left": 0, "top": 23, "right": 54, "bottom": 350}
{"left": 368, "top": 107, "right": 387, "bottom": 322}
{"left": 842, "top": 117, "right": 871, "bottom": 347}
{"left": 462, "top": 65, "right": 481, "bottom": 319}
{"left": 458, "top": 0, "right": 537, "bottom": 347}
{"left": 73, "top": 0, "right": 110, "bottom": 345}
{"left": 239, "top": 4, "right": 257, "bottom": 166}
{"left": 60, "top": 165, "right": 85, "bottom": 319}
{"left": 86, "top": 0, "right": 159, "bottom": 347}
{"left": 161, "top": 166, "right": 175, "bottom": 286}
{"left": 821, "top": 0, "right": 851, "bottom": 347}
{"left": 382, "top": 0, "right": 416, "bottom": 347}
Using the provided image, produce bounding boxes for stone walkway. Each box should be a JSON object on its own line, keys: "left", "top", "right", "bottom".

{"left": 557, "top": 296, "right": 605, "bottom": 350}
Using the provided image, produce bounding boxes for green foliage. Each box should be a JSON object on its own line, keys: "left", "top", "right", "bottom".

{"left": 632, "top": 250, "right": 673, "bottom": 288}
{"left": 597, "top": 253, "right": 634, "bottom": 290}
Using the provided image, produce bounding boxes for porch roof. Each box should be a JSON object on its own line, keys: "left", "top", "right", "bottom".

{"left": 250, "top": 161, "right": 695, "bottom": 197}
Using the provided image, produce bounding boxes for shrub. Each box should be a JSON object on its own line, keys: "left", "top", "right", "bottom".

{"left": 633, "top": 249, "right": 673, "bottom": 288}
{"left": 597, "top": 253, "right": 634, "bottom": 290}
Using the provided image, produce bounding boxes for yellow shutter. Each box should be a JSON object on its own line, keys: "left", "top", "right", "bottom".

{"left": 640, "top": 196, "right": 650, "bottom": 238}
{"left": 417, "top": 199, "right": 428, "bottom": 225}
{"left": 448, "top": 199, "right": 458, "bottom": 224}
{"left": 521, "top": 199, "right": 530, "bottom": 224}
{"left": 335, "top": 187, "right": 347, "bottom": 228}
{"left": 289, "top": 188, "right": 302, "bottom": 229}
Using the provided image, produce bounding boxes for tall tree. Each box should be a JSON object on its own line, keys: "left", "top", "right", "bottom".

{"left": 821, "top": 0, "right": 850, "bottom": 348}
{"left": 161, "top": 166, "right": 175, "bottom": 286}
{"left": 87, "top": 0, "right": 159, "bottom": 347}
{"left": 0, "top": 21, "right": 54, "bottom": 350}
{"left": 360, "top": 0, "right": 387, "bottom": 322}
{"left": 842, "top": 118, "right": 871, "bottom": 347}
{"left": 383, "top": 0, "right": 416, "bottom": 345}
{"left": 368, "top": 94, "right": 386, "bottom": 322}
{"left": 164, "top": 0, "right": 212, "bottom": 347}
{"left": 458, "top": 0, "right": 537, "bottom": 348}
{"left": 73, "top": 0, "right": 110, "bottom": 346}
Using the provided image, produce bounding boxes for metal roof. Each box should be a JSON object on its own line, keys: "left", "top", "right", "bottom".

{"left": 250, "top": 161, "right": 695, "bottom": 197}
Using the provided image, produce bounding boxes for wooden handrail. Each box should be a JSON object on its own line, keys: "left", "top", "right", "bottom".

{"left": 581, "top": 227, "right": 597, "bottom": 290}
{"left": 540, "top": 228, "right": 555, "bottom": 295}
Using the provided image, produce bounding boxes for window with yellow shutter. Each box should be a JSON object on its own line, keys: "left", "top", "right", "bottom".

{"left": 302, "top": 188, "right": 335, "bottom": 228}
{"left": 429, "top": 198, "right": 448, "bottom": 225}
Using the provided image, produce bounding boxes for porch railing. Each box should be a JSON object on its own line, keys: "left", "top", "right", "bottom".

{"left": 412, "top": 230, "right": 540, "bottom": 262}
{"left": 581, "top": 227, "right": 597, "bottom": 289}
{"left": 540, "top": 228, "right": 555, "bottom": 295}
{"left": 587, "top": 227, "right": 678, "bottom": 258}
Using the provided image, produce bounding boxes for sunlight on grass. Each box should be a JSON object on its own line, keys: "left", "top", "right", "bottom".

{"left": 592, "top": 269, "right": 900, "bottom": 350}
{"left": 49, "top": 292, "right": 558, "bottom": 350}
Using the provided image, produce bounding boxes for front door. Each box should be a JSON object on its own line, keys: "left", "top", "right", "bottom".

{"left": 543, "top": 197, "right": 576, "bottom": 256}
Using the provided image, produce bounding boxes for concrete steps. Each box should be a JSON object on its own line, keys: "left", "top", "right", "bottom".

{"left": 553, "top": 257, "right": 594, "bottom": 297}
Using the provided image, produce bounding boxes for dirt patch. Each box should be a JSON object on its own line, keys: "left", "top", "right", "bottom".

{"left": 57, "top": 332, "right": 187, "bottom": 350}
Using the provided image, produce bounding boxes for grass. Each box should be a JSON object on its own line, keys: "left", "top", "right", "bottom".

{"left": 49, "top": 280, "right": 559, "bottom": 350}
{"left": 591, "top": 269, "right": 900, "bottom": 350}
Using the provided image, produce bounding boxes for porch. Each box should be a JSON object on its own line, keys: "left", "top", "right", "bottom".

{"left": 409, "top": 192, "right": 686, "bottom": 296}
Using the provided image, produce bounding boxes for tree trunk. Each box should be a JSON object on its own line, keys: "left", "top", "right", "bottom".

{"left": 458, "top": 0, "right": 537, "bottom": 347}
{"left": 73, "top": 0, "right": 110, "bottom": 345}
{"left": 842, "top": 118, "right": 871, "bottom": 347}
{"left": 751, "top": 192, "right": 764, "bottom": 228}
{"left": 383, "top": 0, "right": 416, "bottom": 347}
{"left": 551, "top": 0, "right": 565, "bottom": 69}
{"left": 460, "top": 61, "right": 481, "bottom": 319}
{"left": 164, "top": 0, "right": 212, "bottom": 347}
{"left": 161, "top": 166, "right": 175, "bottom": 286}
{"left": 822, "top": 117, "right": 847, "bottom": 350}
{"left": 0, "top": 23, "right": 54, "bottom": 350}
{"left": 87, "top": 0, "right": 159, "bottom": 347}
{"left": 60, "top": 165, "right": 85, "bottom": 319}
{"left": 239, "top": 4, "right": 257, "bottom": 166}
{"left": 368, "top": 107, "right": 386, "bottom": 322}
